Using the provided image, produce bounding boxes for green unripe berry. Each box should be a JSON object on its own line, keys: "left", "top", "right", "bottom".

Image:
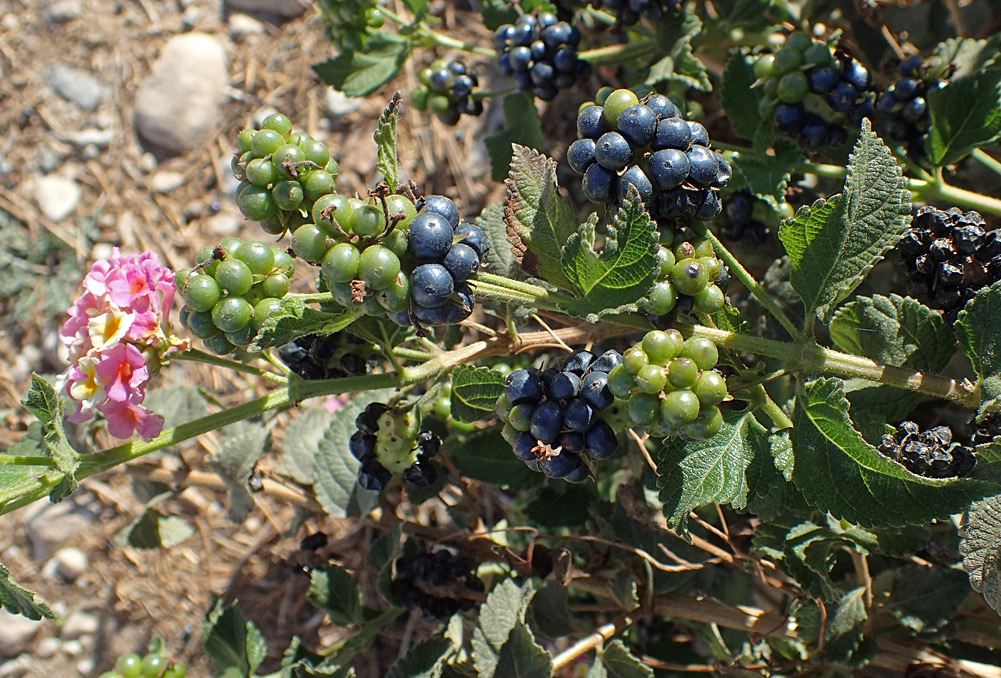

{"left": 350, "top": 202, "right": 387, "bottom": 238}
{"left": 226, "top": 324, "right": 257, "bottom": 346}
{"left": 660, "top": 389, "right": 700, "bottom": 427}
{"left": 271, "top": 144, "right": 306, "bottom": 180}
{"left": 185, "top": 310, "right": 218, "bottom": 339}
{"left": 683, "top": 406, "right": 723, "bottom": 439}
{"left": 803, "top": 42, "right": 834, "bottom": 67}
{"left": 667, "top": 357, "right": 699, "bottom": 389}
{"left": 375, "top": 272, "right": 410, "bottom": 313}
{"left": 644, "top": 281, "right": 677, "bottom": 316}
{"left": 203, "top": 333, "right": 235, "bottom": 355}
{"left": 291, "top": 224, "right": 329, "bottom": 263}
{"left": 236, "top": 184, "right": 277, "bottom": 222}
{"left": 777, "top": 71, "right": 809, "bottom": 103}
{"left": 607, "top": 364, "right": 635, "bottom": 398}
{"left": 246, "top": 158, "right": 278, "bottom": 188}
{"left": 682, "top": 337, "right": 719, "bottom": 370}
{"left": 382, "top": 228, "right": 409, "bottom": 258}
{"left": 385, "top": 194, "right": 417, "bottom": 229}
{"left": 642, "top": 329, "right": 684, "bottom": 365}
{"left": 635, "top": 364, "right": 667, "bottom": 394}
{"left": 771, "top": 48, "right": 803, "bottom": 77}
{"left": 252, "top": 298, "right": 282, "bottom": 330}
{"left": 693, "top": 370, "right": 727, "bottom": 406}
{"left": 322, "top": 242, "right": 361, "bottom": 284}
{"left": 212, "top": 296, "right": 254, "bottom": 333}
{"left": 261, "top": 274, "right": 290, "bottom": 299}
{"left": 623, "top": 346, "right": 649, "bottom": 374}
{"left": 297, "top": 137, "right": 330, "bottom": 167}
{"left": 655, "top": 246, "right": 676, "bottom": 277}
{"left": 627, "top": 392, "right": 660, "bottom": 426}
{"left": 236, "top": 129, "right": 256, "bottom": 153}
{"left": 595, "top": 86, "right": 615, "bottom": 106}
{"left": 116, "top": 653, "right": 143, "bottom": 678}
{"left": 181, "top": 274, "right": 221, "bottom": 312}
{"left": 670, "top": 258, "right": 709, "bottom": 296}
{"left": 699, "top": 256, "right": 723, "bottom": 282}
{"left": 214, "top": 258, "right": 254, "bottom": 296}
{"left": 508, "top": 404, "right": 535, "bottom": 431}
{"left": 783, "top": 32, "right": 813, "bottom": 53}
{"left": 693, "top": 284, "right": 725, "bottom": 313}
{"left": 602, "top": 89, "right": 640, "bottom": 126}
{"left": 300, "top": 170, "right": 336, "bottom": 202}
{"left": 272, "top": 180, "right": 304, "bottom": 211}
{"left": 358, "top": 245, "right": 401, "bottom": 290}
{"left": 262, "top": 112, "right": 293, "bottom": 136}
{"left": 753, "top": 54, "right": 775, "bottom": 80}
{"left": 218, "top": 237, "right": 243, "bottom": 257}
{"left": 235, "top": 241, "right": 276, "bottom": 276}
{"left": 251, "top": 128, "right": 283, "bottom": 158}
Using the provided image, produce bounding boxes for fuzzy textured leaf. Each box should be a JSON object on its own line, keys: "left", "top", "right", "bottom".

{"left": 657, "top": 410, "right": 763, "bottom": 534}
{"left": 926, "top": 65, "right": 1001, "bottom": 166}
{"left": 494, "top": 623, "right": 552, "bottom": 678}
{"left": 472, "top": 579, "right": 537, "bottom": 678}
{"left": 250, "top": 297, "right": 362, "bottom": 352}
{"left": 721, "top": 52, "right": 763, "bottom": 141}
{"left": 778, "top": 121, "right": 911, "bottom": 329}
{"left": 960, "top": 493, "right": 1001, "bottom": 615}
{"left": 309, "top": 564, "right": 363, "bottom": 626}
{"left": 202, "top": 600, "right": 268, "bottom": 677}
{"left": 486, "top": 93, "right": 544, "bottom": 183}
{"left": 0, "top": 560, "right": 55, "bottom": 620}
{"left": 478, "top": 202, "right": 522, "bottom": 280}
{"left": 888, "top": 565, "right": 971, "bottom": 632}
{"left": 823, "top": 587, "right": 868, "bottom": 663}
{"left": 21, "top": 373, "right": 79, "bottom": 497}
{"left": 646, "top": 7, "right": 709, "bottom": 91}
{"left": 279, "top": 407, "right": 332, "bottom": 485}
{"left": 211, "top": 420, "right": 269, "bottom": 522}
{"left": 560, "top": 195, "right": 659, "bottom": 321}
{"left": 934, "top": 34, "right": 1001, "bottom": 78}
{"left": 311, "top": 38, "right": 412, "bottom": 97}
{"left": 374, "top": 92, "right": 402, "bottom": 191}
{"left": 591, "top": 640, "right": 653, "bottom": 678}
{"left": 956, "top": 282, "right": 1001, "bottom": 415}
{"left": 450, "top": 366, "right": 506, "bottom": 423}
{"left": 386, "top": 633, "right": 454, "bottom": 678}
{"left": 504, "top": 145, "right": 578, "bottom": 290}
{"left": 791, "top": 378, "right": 996, "bottom": 526}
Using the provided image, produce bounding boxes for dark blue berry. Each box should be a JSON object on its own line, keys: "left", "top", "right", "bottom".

{"left": 616, "top": 104, "right": 658, "bottom": 146}
{"left": 645, "top": 93, "right": 680, "bottom": 120}
{"left": 584, "top": 420, "right": 617, "bottom": 460}
{"left": 774, "top": 103, "right": 803, "bottom": 131}
{"left": 827, "top": 81, "right": 857, "bottom": 113}
{"left": 411, "top": 263, "right": 454, "bottom": 308}
{"left": 808, "top": 66, "right": 839, "bottom": 94}
{"left": 419, "top": 195, "right": 460, "bottom": 229}
{"left": 542, "top": 23, "right": 570, "bottom": 50}
{"left": 530, "top": 401, "right": 564, "bottom": 443}
{"left": 595, "top": 132, "right": 634, "bottom": 171}
{"left": 582, "top": 163, "right": 616, "bottom": 202}
{"left": 446, "top": 283, "right": 476, "bottom": 323}
{"left": 561, "top": 350, "right": 596, "bottom": 375}
{"left": 653, "top": 117, "right": 692, "bottom": 150}
{"left": 505, "top": 368, "right": 544, "bottom": 405}
{"left": 568, "top": 138, "right": 597, "bottom": 174}
{"left": 713, "top": 153, "right": 732, "bottom": 188}
{"left": 580, "top": 371, "right": 613, "bottom": 410}
{"left": 350, "top": 431, "right": 375, "bottom": 461}
{"left": 841, "top": 58, "right": 871, "bottom": 91}
{"left": 454, "top": 224, "right": 489, "bottom": 258}
{"left": 453, "top": 75, "right": 474, "bottom": 98}
{"left": 902, "top": 97, "right": 927, "bottom": 123}
{"left": 648, "top": 149, "right": 689, "bottom": 190}
{"left": 408, "top": 213, "right": 454, "bottom": 262}
{"left": 443, "top": 243, "right": 480, "bottom": 281}
{"left": 693, "top": 189, "right": 722, "bottom": 220}
{"left": 617, "top": 165, "right": 654, "bottom": 203}
{"left": 686, "top": 145, "right": 718, "bottom": 187}
{"left": 509, "top": 46, "right": 532, "bottom": 71}
{"left": 900, "top": 55, "right": 923, "bottom": 77}
{"left": 563, "top": 399, "right": 594, "bottom": 432}
{"left": 577, "top": 105, "right": 609, "bottom": 139}
{"left": 563, "top": 459, "right": 590, "bottom": 483}
{"left": 539, "top": 451, "right": 578, "bottom": 478}
{"left": 687, "top": 121, "right": 710, "bottom": 146}
{"left": 412, "top": 303, "right": 452, "bottom": 326}
{"left": 590, "top": 349, "right": 623, "bottom": 374}
{"left": 550, "top": 371, "right": 581, "bottom": 400}
{"left": 513, "top": 432, "right": 538, "bottom": 461}
{"left": 553, "top": 47, "right": 577, "bottom": 72}
{"left": 556, "top": 431, "right": 585, "bottom": 455}
{"left": 800, "top": 115, "right": 827, "bottom": 148}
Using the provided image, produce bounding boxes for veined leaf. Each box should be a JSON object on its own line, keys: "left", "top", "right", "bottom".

{"left": 479, "top": 0, "right": 518, "bottom": 29}
{"left": 374, "top": 92, "right": 402, "bottom": 191}
{"left": 0, "top": 559, "right": 55, "bottom": 620}
{"left": 591, "top": 640, "right": 653, "bottom": 678}
{"left": 309, "top": 564, "right": 363, "bottom": 626}
{"left": 22, "top": 374, "right": 79, "bottom": 500}
{"left": 211, "top": 421, "right": 269, "bottom": 522}
{"left": 450, "top": 366, "right": 505, "bottom": 423}
{"left": 732, "top": 139, "right": 805, "bottom": 209}
{"left": 960, "top": 493, "right": 1001, "bottom": 615}
{"left": 312, "top": 38, "right": 412, "bottom": 98}
{"left": 646, "top": 6, "right": 709, "bottom": 91}
{"left": 823, "top": 586, "right": 868, "bottom": 663}
{"left": 791, "top": 378, "right": 997, "bottom": 527}
{"left": 656, "top": 410, "right": 764, "bottom": 534}
{"left": 887, "top": 565, "right": 971, "bottom": 633}
{"left": 934, "top": 34, "right": 1001, "bottom": 78}
{"left": 560, "top": 194, "right": 659, "bottom": 321}
{"left": 721, "top": 52, "right": 763, "bottom": 141}
{"left": 385, "top": 632, "right": 455, "bottom": 678}
{"left": 494, "top": 623, "right": 552, "bottom": 678}
{"left": 478, "top": 201, "right": 523, "bottom": 280}
{"left": 486, "top": 93, "right": 544, "bottom": 183}
{"left": 250, "top": 297, "right": 362, "bottom": 352}
{"left": 778, "top": 120, "right": 911, "bottom": 330}
{"left": 926, "top": 62, "right": 1001, "bottom": 166}
{"left": 202, "top": 599, "right": 267, "bottom": 677}
{"left": 472, "top": 579, "right": 537, "bottom": 678}
{"left": 504, "top": 145, "right": 578, "bottom": 291}
{"left": 955, "top": 282, "right": 1001, "bottom": 415}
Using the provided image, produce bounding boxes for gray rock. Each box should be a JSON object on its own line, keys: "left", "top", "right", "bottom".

{"left": 0, "top": 610, "right": 42, "bottom": 658}
{"left": 324, "top": 88, "right": 362, "bottom": 117}
{"left": 53, "top": 547, "right": 88, "bottom": 581}
{"left": 225, "top": 0, "right": 307, "bottom": 17}
{"left": 35, "top": 637, "right": 61, "bottom": 659}
{"left": 228, "top": 12, "right": 265, "bottom": 38}
{"left": 150, "top": 171, "right": 185, "bottom": 194}
{"left": 75, "top": 658, "right": 96, "bottom": 675}
{"left": 60, "top": 610, "right": 98, "bottom": 640}
{"left": 24, "top": 497, "right": 98, "bottom": 561}
{"left": 45, "top": 64, "right": 106, "bottom": 110}
{"left": 134, "top": 33, "right": 228, "bottom": 153}
{"left": 61, "top": 639, "right": 84, "bottom": 656}
{"left": 32, "top": 175, "right": 81, "bottom": 222}
{"left": 0, "top": 655, "right": 31, "bottom": 678}
{"left": 206, "top": 209, "right": 242, "bottom": 235}
{"left": 55, "top": 128, "right": 116, "bottom": 148}
{"left": 41, "top": 0, "right": 82, "bottom": 24}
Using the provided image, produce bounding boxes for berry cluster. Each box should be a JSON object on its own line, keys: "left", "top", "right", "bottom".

{"left": 569, "top": 88, "right": 730, "bottom": 224}
{"left": 177, "top": 238, "right": 295, "bottom": 355}
{"left": 876, "top": 55, "right": 948, "bottom": 160}
{"left": 589, "top": 0, "right": 681, "bottom": 26}
{"left": 232, "top": 113, "right": 339, "bottom": 236}
{"left": 496, "top": 12, "right": 588, "bottom": 101}
{"left": 642, "top": 235, "right": 727, "bottom": 319}
{"left": 716, "top": 189, "right": 773, "bottom": 245}
{"left": 277, "top": 333, "right": 371, "bottom": 379}
{"left": 389, "top": 195, "right": 489, "bottom": 328}
{"left": 350, "top": 403, "right": 440, "bottom": 491}
{"left": 877, "top": 421, "right": 976, "bottom": 479}
{"left": 100, "top": 652, "right": 186, "bottom": 678}
{"left": 970, "top": 412, "right": 1001, "bottom": 448}
{"left": 606, "top": 330, "right": 726, "bottom": 439}
{"left": 392, "top": 547, "right": 484, "bottom": 619}
{"left": 497, "top": 349, "right": 623, "bottom": 482}
{"left": 897, "top": 206, "right": 1001, "bottom": 322}
{"left": 754, "top": 34, "right": 875, "bottom": 149}
{"left": 413, "top": 59, "right": 484, "bottom": 125}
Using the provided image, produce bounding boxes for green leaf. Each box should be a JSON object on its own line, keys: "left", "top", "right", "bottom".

{"left": 472, "top": 579, "right": 537, "bottom": 678}
{"left": 791, "top": 378, "right": 997, "bottom": 527}
{"left": 960, "top": 493, "right": 1001, "bottom": 616}
{"left": 211, "top": 420, "right": 269, "bottom": 522}
{"left": 479, "top": 0, "right": 518, "bottom": 30}
{"left": 926, "top": 65, "right": 1001, "bottom": 166}
{"left": 450, "top": 429, "right": 541, "bottom": 490}
{"left": 528, "top": 580, "right": 574, "bottom": 638}
{"left": 732, "top": 139, "right": 805, "bottom": 209}
{"left": 830, "top": 294, "right": 956, "bottom": 370}
{"left": 887, "top": 565, "right": 971, "bottom": 633}
{"left": 956, "top": 282, "right": 1001, "bottom": 415}
{"left": 365, "top": 522, "right": 403, "bottom": 572}
{"left": 593, "top": 640, "right": 653, "bottom": 678}
{"left": 311, "top": 38, "right": 412, "bottom": 97}
{"left": 279, "top": 406, "right": 332, "bottom": 485}
{"left": 202, "top": 599, "right": 268, "bottom": 677}
{"left": 778, "top": 120, "right": 911, "bottom": 329}
{"left": 386, "top": 632, "right": 455, "bottom": 678}
{"left": 143, "top": 385, "right": 208, "bottom": 453}
{"left": 313, "top": 390, "right": 397, "bottom": 518}
{"left": 646, "top": 7, "right": 710, "bottom": 91}
{"left": 309, "top": 564, "right": 363, "bottom": 626}
{"left": 477, "top": 202, "right": 523, "bottom": 280}
{"left": 823, "top": 586, "right": 867, "bottom": 663}
{"left": 494, "top": 623, "right": 552, "bottom": 678}
{"left": 0, "top": 424, "right": 49, "bottom": 508}
{"left": 721, "top": 52, "right": 763, "bottom": 141}
{"left": 933, "top": 34, "right": 1001, "bottom": 78}
{"left": 486, "top": 93, "right": 545, "bottom": 183}
{"left": 451, "top": 366, "right": 506, "bottom": 423}
{"left": 0, "top": 559, "right": 55, "bottom": 620}
{"left": 250, "top": 297, "right": 362, "bottom": 352}
{"left": 656, "top": 410, "right": 763, "bottom": 534}
{"left": 117, "top": 508, "right": 195, "bottom": 549}
{"left": 401, "top": 0, "right": 429, "bottom": 18}
{"left": 525, "top": 485, "right": 593, "bottom": 528}
{"left": 560, "top": 195, "right": 659, "bottom": 321}
{"left": 21, "top": 373, "right": 79, "bottom": 498}
{"left": 710, "top": 0, "right": 776, "bottom": 29}
{"left": 373, "top": 92, "right": 402, "bottom": 191}
{"left": 504, "top": 145, "right": 578, "bottom": 291}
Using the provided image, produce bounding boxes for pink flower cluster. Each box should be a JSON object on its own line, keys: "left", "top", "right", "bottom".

{"left": 58, "top": 249, "right": 184, "bottom": 440}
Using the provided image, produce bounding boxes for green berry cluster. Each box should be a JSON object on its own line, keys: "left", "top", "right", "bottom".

{"left": 99, "top": 651, "right": 185, "bottom": 678}
{"left": 232, "top": 112, "right": 339, "bottom": 236}
{"left": 642, "top": 235, "right": 726, "bottom": 318}
{"left": 176, "top": 237, "right": 295, "bottom": 355}
{"left": 607, "top": 330, "right": 726, "bottom": 439}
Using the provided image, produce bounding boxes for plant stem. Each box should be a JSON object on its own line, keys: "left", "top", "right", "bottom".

{"left": 284, "top": 292, "right": 338, "bottom": 304}
{"left": 0, "top": 456, "right": 56, "bottom": 467}
{"left": 551, "top": 609, "right": 640, "bottom": 670}
{"left": 972, "top": 148, "right": 1001, "bottom": 179}
{"left": 173, "top": 349, "right": 287, "bottom": 384}
{"left": 578, "top": 39, "right": 657, "bottom": 66}
{"left": 689, "top": 223, "right": 804, "bottom": 341}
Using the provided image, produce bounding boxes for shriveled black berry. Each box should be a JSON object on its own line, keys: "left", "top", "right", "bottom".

{"left": 877, "top": 420, "right": 976, "bottom": 478}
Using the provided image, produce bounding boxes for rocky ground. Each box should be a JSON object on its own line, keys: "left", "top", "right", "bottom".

{"left": 0, "top": 0, "right": 503, "bottom": 675}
